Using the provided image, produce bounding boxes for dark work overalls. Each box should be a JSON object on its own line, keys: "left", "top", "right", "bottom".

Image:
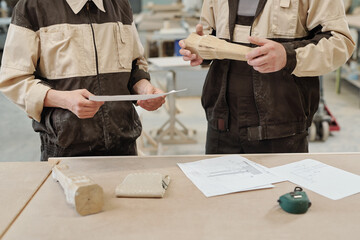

{"left": 205, "top": 0, "right": 308, "bottom": 154}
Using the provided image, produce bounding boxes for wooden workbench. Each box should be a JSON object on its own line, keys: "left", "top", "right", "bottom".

{"left": 0, "top": 162, "right": 55, "bottom": 239}
{"left": 1, "top": 153, "right": 360, "bottom": 240}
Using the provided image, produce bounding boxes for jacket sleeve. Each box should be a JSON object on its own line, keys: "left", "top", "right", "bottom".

{"left": 128, "top": 22, "right": 150, "bottom": 92}
{"left": 200, "top": 0, "right": 216, "bottom": 35}
{"left": 198, "top": 0, "right": 216, "bottom": 65}
{"left": 0, "top": 20, "right": 50, "bottom": 122}
{"left": 283, "top": 0, "right": 355, "bottom": 77}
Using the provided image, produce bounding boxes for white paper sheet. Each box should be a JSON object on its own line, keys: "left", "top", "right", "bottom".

{"left": 89, "top": 89, "right": 186, "bottom": 102}
{"left": 177, "top": 155, "right": 285, "bottom": 197}
{"left": 148, "top": 57, "right": 190, "bottom": 68}
{"left": 271, "top": 159, "right": 360, "bottom": 200}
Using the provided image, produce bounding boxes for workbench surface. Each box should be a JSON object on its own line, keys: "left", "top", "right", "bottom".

{"left": 0, "top": 162, "right": 54, "bottom": 238}
{"left": 1, "top": 153, "right": 360, "bottom": 240}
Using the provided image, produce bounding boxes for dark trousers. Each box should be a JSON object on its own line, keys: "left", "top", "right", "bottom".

{"left": 205, "top": 125, "right": 308, "bottom": 154}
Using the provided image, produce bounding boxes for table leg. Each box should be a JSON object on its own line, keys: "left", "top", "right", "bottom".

{"left": 155, "top": 70, "right": 197, "bottom": 144}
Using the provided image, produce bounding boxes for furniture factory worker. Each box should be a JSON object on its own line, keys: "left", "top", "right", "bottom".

{"left": 179, "top": 0, "right": 355, "bottom": 154}
{"left": 0, "top": 0, "right": 165, "bottom": 161}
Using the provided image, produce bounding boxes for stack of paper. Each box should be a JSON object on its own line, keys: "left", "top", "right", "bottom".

{"left": 177, "top": 155, "right": 284, "bottom": 197}
{"left": 178, "top": 156, "right": 360, "bottom": 200}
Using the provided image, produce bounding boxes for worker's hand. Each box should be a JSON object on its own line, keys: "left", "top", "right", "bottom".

{"left": 64, "top": 89, "right": 104, "bottom": 119}
{"left": 246, "top": 36, "right": 287, "bottom": 73}
{"left": 133, "top": 79, "right": 165, "bottom": 111}
{"left": 179, "top": 24, "right": 204, "bottom": 66}
{"left": 45, "top": 89, "right": 104, "bottom": 119}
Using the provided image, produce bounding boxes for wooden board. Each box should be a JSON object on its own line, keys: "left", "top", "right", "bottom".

{"left": 184, "top": 33, "right": 252, "bottom": 61}
{"left": 2, "top": 153, "right": 360, "bottom": 240}
{"left": 0, "top": 162, "right": 54, "bottom": 238}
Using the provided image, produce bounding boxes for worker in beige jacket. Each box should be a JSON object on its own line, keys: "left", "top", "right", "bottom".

{"left": 0, "top": 0, "right": 165, "bottom": 160}
{"left": 180, "top": 0, "right": 355, "bottom": 154}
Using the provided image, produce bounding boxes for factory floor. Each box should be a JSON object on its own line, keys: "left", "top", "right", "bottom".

{"left": 1, "top": 71, "right": 360, "bottom": 162}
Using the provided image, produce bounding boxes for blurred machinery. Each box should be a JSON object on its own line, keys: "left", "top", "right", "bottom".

{"left": 182, "top": 0, "right": 202, "bottom": 12}
{"left": 133, "top": 1, "right": 205, "bottom": 151}
{"left": 136, "top": 1, "right": 201, "bottom": 58}
{"left": 0, "top": 0, "right": 12, "bottom": 65}
{"left": 308, "top": 77, "right": 340, "bottom": 142}
{"left": 129, "top": 0, "right": 142, "bottom": 14}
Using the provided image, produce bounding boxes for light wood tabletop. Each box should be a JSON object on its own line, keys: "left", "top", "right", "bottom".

{"left": 2, "top": 153, "right": 360, "bottom": 240}
{"left": 0, "top": 162, "right": 55, "bottom": 239}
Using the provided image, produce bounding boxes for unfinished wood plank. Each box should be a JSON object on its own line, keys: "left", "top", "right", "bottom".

{"left": 184, "top": 33, "right": 253, "bottom": 61}
{"left": 52, "top": 165, "right": 104, "bottom": 216}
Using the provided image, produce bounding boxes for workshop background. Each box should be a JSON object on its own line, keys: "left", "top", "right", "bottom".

{"left": 1, "top": 0, "right": 360, "bottom": 162}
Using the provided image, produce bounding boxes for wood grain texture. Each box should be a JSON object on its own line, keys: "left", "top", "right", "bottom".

{"left": 0, "top": 162, "right": 53, "bottom": 239}
{"left": 184, "top": 33, "right": 252, "bottom": 61}
{"left": 52, "top": 165, "right": 104, "bottom": 216}
{"left": 3, "top": 154, "right": 360, "bottom": 240}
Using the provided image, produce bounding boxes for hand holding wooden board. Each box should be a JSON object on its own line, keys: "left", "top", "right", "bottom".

{"left": 184, "top": 33, "right": 252, "bottom": 61}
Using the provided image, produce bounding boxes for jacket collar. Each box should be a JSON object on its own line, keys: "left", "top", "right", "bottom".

{"left": 228, "top": 0, "right": 267, "bottom": 40}
{"left": 66, "top": 0, "right": 106, "bottom": 14}
{"left": 255, "top": 0, "right": 267, "bottom": 18}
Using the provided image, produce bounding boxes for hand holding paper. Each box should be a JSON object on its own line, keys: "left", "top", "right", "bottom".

{"left": 133, "top": 79, "right": 166, "bottom": 111}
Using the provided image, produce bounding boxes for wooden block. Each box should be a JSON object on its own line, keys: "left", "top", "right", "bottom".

{"left": 184, "top": 33, "right": 253, "bottom": 61}
{"left": 52, "top": 165, "right": 104, "bottom": 216}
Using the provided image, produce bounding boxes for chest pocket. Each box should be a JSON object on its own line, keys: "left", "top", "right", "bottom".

{"left": 39, "top": 28, "right": 85, "bottom": 79}
{"left": 115, "top": 22, "right": 133, "bottom": 70}
{"left": 271, "top": 0, "right": 299, "bottom": 37}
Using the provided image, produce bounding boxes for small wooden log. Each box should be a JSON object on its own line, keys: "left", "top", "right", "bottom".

{"left": 52, "top": 165, "right": 104, "bottom": 216}
{"left": 184, "top": 33, "right": 253, "bottom": 61}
